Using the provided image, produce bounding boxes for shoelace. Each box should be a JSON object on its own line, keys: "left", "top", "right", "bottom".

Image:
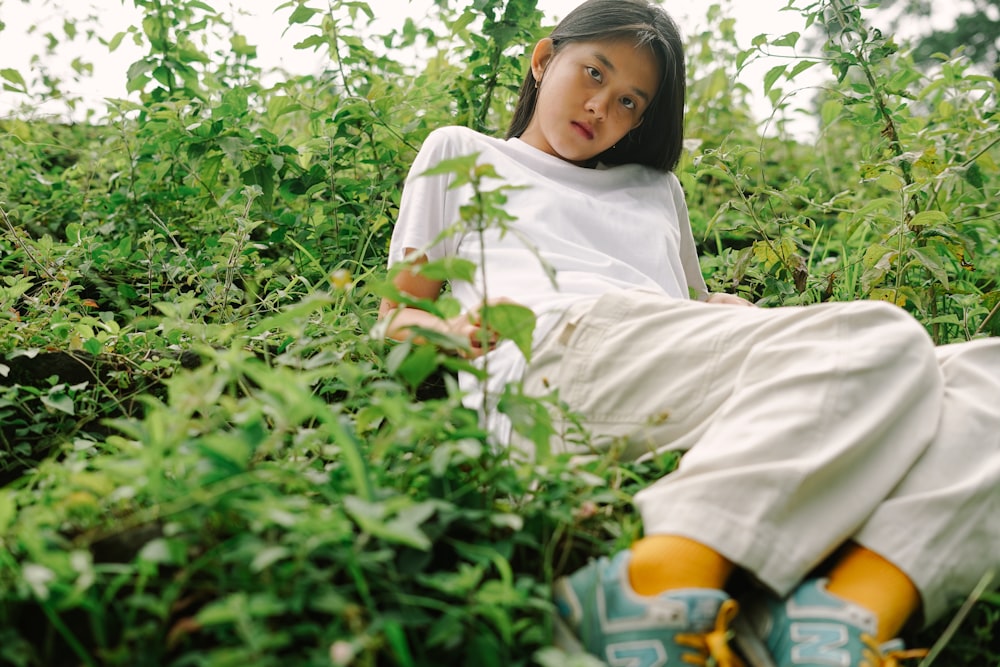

{"left": 675, "top": 598, "right": 747, "bottom": 667}
{"left": 860, "top": 633, "right": 929, "bottom": 667}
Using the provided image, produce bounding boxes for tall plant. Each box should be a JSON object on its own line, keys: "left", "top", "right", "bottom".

{"left": 695, "top": 0, "right": 999, "bottom": 341}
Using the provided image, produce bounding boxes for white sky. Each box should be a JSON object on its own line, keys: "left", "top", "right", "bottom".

{"left": 0, "top": 0, "right": 961, "bottom": 136}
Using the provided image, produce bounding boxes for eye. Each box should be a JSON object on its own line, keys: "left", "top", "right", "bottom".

{"left": 621, "top": 97, "right": 636, "bottom": 110}
{"left": 586, "top": 66, "right": 602, "bottom": 82}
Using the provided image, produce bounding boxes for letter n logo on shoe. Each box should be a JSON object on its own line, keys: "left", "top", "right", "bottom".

{"left": 789, "top": 622, "right": 850, "bottom": 666}
{"left": 605, "top": 640, "right": 667, "bottom": 667}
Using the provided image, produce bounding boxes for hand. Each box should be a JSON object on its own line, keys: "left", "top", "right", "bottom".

{"left": 445, "top": 311, "right": 497, "bottom": 359}
{"left": 446, "top": 298, "right": 521, "bottom": 358}
{"left": 706, "top": 292, "right": 756, "bottom": 307}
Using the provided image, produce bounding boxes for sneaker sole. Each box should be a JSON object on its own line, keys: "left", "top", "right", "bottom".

{"left": 552, "top": 614, "right": 587, "bottom": 655}
{"left": 552, "top": 576, "right": 587, "bottom": 655}
{"left": 731, "top": 614, "right": 777, "bottom": 667}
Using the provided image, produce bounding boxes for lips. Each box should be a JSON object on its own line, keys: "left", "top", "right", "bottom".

{"left": 571, "top": 121, "right": 594, "bottom": 140}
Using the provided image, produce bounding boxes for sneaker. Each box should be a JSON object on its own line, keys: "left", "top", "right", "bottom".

{"left": 553, "top": 550, "right": 745, "bottom": 666}
{"left": 745, "top": 578, "right": 927, "bottom": 667}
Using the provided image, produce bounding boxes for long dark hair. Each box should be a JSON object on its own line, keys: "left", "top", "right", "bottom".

{"left": 506, "top": 0, "right": 686, "bottom": 173}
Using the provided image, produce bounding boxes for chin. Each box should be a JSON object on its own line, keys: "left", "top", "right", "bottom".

{"left": 554, "top": 145, "right": 600, "bottom": 165}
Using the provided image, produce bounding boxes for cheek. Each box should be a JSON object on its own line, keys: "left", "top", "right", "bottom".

{"left": 537, "top": 90, "right": 566, "bottom": 120}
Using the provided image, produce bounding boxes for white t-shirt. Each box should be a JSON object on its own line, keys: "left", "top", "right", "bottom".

{"left": 387, "top": 126, "right": 707, "bottom": 438}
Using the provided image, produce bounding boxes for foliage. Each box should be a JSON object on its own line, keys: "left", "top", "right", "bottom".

{"left": 703, "top": 0, "right": 1000, "bottom": 342}
{"left": 874, "top": 0, "right": 1000, "bottom": 78}
{"left": 0, "top": 0, "right": 997, "bottom": 665}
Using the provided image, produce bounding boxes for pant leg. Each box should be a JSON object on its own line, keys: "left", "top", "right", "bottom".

{"left": 850, "top": 337, "right": 1000, "bottom": 624}
{"left": 522, "top": 290, "right": 944, "bottom": 598}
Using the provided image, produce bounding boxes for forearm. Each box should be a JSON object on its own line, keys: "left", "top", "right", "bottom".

{"left": 378, "top": 299, "right": 498, "bottom": 359}
{"left": 379, "top": 303, "right": 458, "bottom": 343}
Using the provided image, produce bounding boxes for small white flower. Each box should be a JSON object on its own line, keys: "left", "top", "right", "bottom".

{"left": 329, "top": 640, "right": 355, "bottom": 666}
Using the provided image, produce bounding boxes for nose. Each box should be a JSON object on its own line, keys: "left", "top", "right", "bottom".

{"left": 585, "top": 92, "right": 609, "bottom": 119}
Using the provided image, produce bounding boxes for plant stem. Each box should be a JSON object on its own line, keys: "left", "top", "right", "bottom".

{"left": 0, "top": 205, "right": 55, "bottom": 281}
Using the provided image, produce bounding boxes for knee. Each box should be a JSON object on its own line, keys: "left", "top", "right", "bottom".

{"left": 851, "top": 300, "right": 938, "bottom": 374}
{"left": 852, "top": 300, "right": 931, "bottom": 345}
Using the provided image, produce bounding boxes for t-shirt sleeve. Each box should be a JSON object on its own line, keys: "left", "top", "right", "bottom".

{"left": 387, "top": 128, "right": 462, "bottom": 267}
{"left": 670, "top": 174, "right": 709, "bottom": 301}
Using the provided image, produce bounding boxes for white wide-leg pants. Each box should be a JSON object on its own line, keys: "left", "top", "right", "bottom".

{"left": 519, "top": 289, "right": 1000, "bottom": 624}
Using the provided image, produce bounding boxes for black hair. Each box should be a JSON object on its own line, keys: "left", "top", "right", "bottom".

{"left": 505, "top": 0, "right": 686, "bottom": 173}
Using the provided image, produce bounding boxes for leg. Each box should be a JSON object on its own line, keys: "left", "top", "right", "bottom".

{"left": 849, "top": 337, "right": 1000, "bottom": 625}
{"left": 624, "top": 297, "right": 943, "bottom": 596}
{"left": 747, "top": 338, "right": 1000, "bottom": 666}
{"left": 824, "top": 543, "right": 920, "bottom": 641}
{"left": 524, "top": 290, "right": 944, "bottom": 583}
{"left": 527, "top": 290, "right": 944, "bottom": 665}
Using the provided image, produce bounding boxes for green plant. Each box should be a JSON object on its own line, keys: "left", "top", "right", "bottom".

{"left": 688, "top": 0, "right": 999, "bottom": 342}
{"left": 0, "top": 1, "right": 996, "bottom": 664}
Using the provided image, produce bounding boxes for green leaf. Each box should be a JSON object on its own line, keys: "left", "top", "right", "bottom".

{"left": 908, "top": 247, "right": 950, "bottom": 287}
{"left": 908, "top": 210, "right": 949, "bottom": 229}
{"left": 82, "top": 338, "right": 103, "bottom": 356}
{"left": 198, "top": 431, "right": 253, "bottom": 469}
{"left": 138, "top": 538, "right": 187, "bottom": 566}
{"left": 422, "top": 153, "right": 480, "bottom": 181}
{"left": 293, "top": 34, "right": 326, "bottom": 51}
{"left": 287, "top": 4, "right": 320, "bottom": 25}
{"left": 384, "top": 620, "right": 416, "bottom": 667}
{"left": 861, "top": 244, "right": 896, "bottom": 293}
{"left": 417, "top": 256, "right": 477, "bottom": 282}
{"left": 108, "top": 30, "right": 127, "bottom": 51}
{"left": 482, "top": 302, "right": 535, "bottom": 360}
{"left": 0, "top": 492, "right": 16, "bottom": 533}
{"left": 820, "top": 99, "right": 843, "bottom": 126}
{"left": 41, "top": 391, "right": 75, "bottom": 416}
{"left": 343, "top": 496, "right": 433, "bottom": 550}
{"left": 788, "top": 60, "right": 817, "bottom": 79}
{"left": 186, "top": 0, "right": 217, "bottom": 12}
{"left": 197, "top": 593, "right": 286, "bottom": 626}
{"left": 736, "top": 48, "right": 753, "bottom": 72}
{"left": 0, "top": 68, "right": 25, "bottom": 87}
{"left": 217, "top": 136, "right": 251, "bottom": 163}
{"left": 869, "top": 288, "right": 919, "bottom": 308}
{"left": 250, "top": 546, "right": 291, "bottom": 573}
{"left": 0, "top": 68, "right": 26, "bottom": 91}
{"left": 417, "top": 562, "right": 485, "bottom": 597}
{"left": 152, "top": 64, "right": 173, "bottom": 89}
{"left": 772, "top": 31, "right": 800, "bottom": 48}
{"left": 498, "top": 388, "right": 553, "bottom": 460}
{"left": 125, "top": 59, "right": 155, "bottom": 91}
{"left": 240, "top": 164, "right": 274, "bottom": 211}
{"left": 763, "top": 64, "right": 787, "bottom": 95}
{"left": 394, "top": 342, "right": 440, "bottom": 388}
{"left": 962, "top": 162, "right": 984, "bottom": 189}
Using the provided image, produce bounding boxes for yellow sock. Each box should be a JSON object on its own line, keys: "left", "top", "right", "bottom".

{"left": 825, "top": 543, "right": 921, "bottom": 641}
{"left": 627, "top": 534, "right": 734, "bottom": 596}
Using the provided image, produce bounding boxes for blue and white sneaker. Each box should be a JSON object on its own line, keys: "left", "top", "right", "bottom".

{"left": 745, "top": 578, "right": 927, "bottom": 667}
{"left": 553, "top": 550, "right": 746, "bottom": 666}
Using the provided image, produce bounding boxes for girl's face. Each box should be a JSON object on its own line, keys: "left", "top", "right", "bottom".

{"left": 519, "top": 38, "right": 660, "bottom": 165}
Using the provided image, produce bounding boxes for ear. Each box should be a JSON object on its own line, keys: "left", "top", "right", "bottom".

{"left": 530, "top": 38, "right": 555, "bottom": 82}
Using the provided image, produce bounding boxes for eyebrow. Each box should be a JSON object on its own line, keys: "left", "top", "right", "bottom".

{"left": 593, "top": 52, "right": 652, "bottom": 104}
